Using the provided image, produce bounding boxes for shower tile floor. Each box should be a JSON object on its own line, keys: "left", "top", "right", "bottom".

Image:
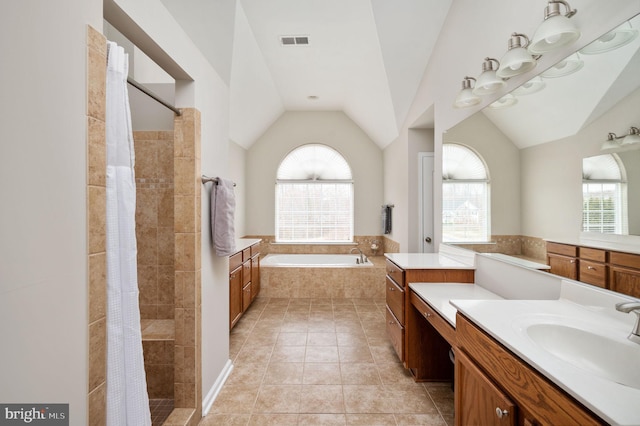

{"left": 199, "top": 297, "right": 454, "bottom": 426}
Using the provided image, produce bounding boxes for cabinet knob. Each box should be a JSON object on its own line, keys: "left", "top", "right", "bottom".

{"left": 423, "top": 312, "right": 431, "bottom": 318}
{"left": 570, "top": 260, "right": 575, "bottom": 264}
{"left": 588, "top": 266, "right": 596, "bottom": 270}
{"left": 389, "top": 287, "right": 395, "bottom": 291}
{"left": 495, "top": 407, "right": 509, "bottom": 419}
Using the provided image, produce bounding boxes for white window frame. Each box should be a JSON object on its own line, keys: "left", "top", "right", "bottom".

{"left": 275, "top": 145, "right": 354, "bottom": 243}
{"left": 442, "top": 144, "right": 491, "bottom": 243}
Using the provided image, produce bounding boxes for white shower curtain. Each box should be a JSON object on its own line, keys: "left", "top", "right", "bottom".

{"left": 105, "top": 41, "right": 152, "bottom": 426}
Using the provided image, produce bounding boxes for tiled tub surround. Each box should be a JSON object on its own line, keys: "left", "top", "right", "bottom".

{"left": 245, "top": 235, "right": 400, "bottom": 259}
{"left": 134, "top": 131, "right": 175, "bottom": 320}
{"left": 260, "top": 256, "right": 387, "bottom": 299}
{"left": 202, "top": 297, "right": 454, "bottom": 425}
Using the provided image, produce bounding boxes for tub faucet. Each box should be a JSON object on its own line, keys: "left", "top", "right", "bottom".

{"left": 615, "top": 301, "right": 640, "bottom": 344}
{"left": 350, "top": 247, "right": 366, "bottom": 264}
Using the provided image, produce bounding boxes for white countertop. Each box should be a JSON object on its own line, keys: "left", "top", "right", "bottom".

{"left": 235, "top": 238, "right": 261, "bottom": 253}
{"left": 409, "top": 283, "right": 503, "bottom": 327}
{"left": 452, "top": 298, "right": 640, "bottom": 426}
{"left": 384, "top": 253, "right": 475, "bottom": 270}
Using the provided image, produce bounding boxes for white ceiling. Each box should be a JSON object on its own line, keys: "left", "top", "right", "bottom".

{"left": 166, "top": 0, "right": 452, "bottom": 149}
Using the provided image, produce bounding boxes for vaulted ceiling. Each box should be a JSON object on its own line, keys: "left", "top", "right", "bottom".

{"left": 160, "top": 0, "right": 452, "bottom": 149}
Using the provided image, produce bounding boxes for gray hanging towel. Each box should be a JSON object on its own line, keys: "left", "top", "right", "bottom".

{"left": 211, "top": 178, "right": 236, "bottom": 256}
{"left": 382, "top": 205, "right": 392, "bottom": 234}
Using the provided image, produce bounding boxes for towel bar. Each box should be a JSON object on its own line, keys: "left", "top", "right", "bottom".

{"left": 201, "top": 175, "right": 236, "bottom": 187}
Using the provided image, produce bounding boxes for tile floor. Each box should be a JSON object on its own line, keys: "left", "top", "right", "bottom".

{"left": 200, "top": 297, "right": 454, "bottom": 425}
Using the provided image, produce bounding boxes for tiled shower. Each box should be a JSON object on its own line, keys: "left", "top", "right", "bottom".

{"left": 134, "top": 130, "right": 176, "bottom": 423}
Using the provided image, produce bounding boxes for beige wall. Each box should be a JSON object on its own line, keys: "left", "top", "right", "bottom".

{"left": 245, "top": 111, "right": 384, "bottom": 236}
{"left": 229, "top": 140, "right": 247, "bottom": 238}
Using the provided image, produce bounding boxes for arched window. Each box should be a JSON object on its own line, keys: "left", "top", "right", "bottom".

{"left": 442, "top": 143, "right": 491, "bottom": 242}
{"left": 582, "top": 153, "right": 628, "bottom": 234}
{"left": 275, "top": 144, "right": 354, "bottom": 242}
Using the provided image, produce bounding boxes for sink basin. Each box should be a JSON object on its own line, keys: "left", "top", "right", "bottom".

{"left": 526, "top": 323, "right": 640, "bottom": 389}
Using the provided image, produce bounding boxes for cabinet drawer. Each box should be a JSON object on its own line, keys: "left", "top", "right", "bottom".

{"left": 230, "top": 252, "right": 243, "bottom": 271}
{"left": 386, "top": 276, "right": 404, "bottom": 324}
{"left": 386, "top": 259, "right": 405, "bottom": 287}
{"left": 242, "top": 248, "right": 251, "bottom": 261}
{"left": 547, "top": 242, "right": 577, "bottom": 257}
{"left": 410, "top": 291, "right": 456, "bottom": 346}
{"left": 386, "top": 307, "right": 404, "bottom": 362}
{"left": 250, "top": 243, "right": 260, "bottom": 258}
{"left": 579, "top": 247, "right": 606, "bottom": 263}
{"left": 579, "top": 260, "right": 607, "bottom": 288}
{"left": 610, "top": 251, "right": 640, "bottom": 270}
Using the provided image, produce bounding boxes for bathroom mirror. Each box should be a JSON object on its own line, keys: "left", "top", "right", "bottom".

{"left": 444, "top": 13, "right": 640, "bottom": 240}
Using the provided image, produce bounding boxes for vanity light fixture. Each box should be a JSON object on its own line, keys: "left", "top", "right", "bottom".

{"left": 488, "top": 93, "right": 518, "bottom": 109}
{"left": 528, "top": 0, "right": 580, "bottom": 55}
{"left": 540, "top": 52, "right": 583, "bottom": 78}
{"left": 473, "top": 58, "right": 506, "bottom": 95}
{"left": 601, "top": 132, "right": 622, "bottom": 150}
{"left": 601, "top": 127, "right": 640, "bottom": 150}
{"left": 453, "top": 76, "right": 482, "bottom": 108}
{"left": 581, "top": 21, "right": 639, "bottom": 55}
{"left": 622, "top": 127, "right": 640, "bottom": 145}
{"left": 512, "top": 76, "right": 546, "bottom": 96}
{"left": 497, "top": 33, "right": 538, "bottom": 78}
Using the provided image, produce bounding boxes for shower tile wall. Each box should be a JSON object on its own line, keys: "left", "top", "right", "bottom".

{"left": 134, "top": 131, "right": 175, "bottom": 320}
{"left": 87, "top": 25, "right": 107, "bottom": 426}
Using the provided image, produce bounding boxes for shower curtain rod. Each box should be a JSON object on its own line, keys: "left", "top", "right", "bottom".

{"left": 127, "top": 77, "right": 182, "bottom": 116}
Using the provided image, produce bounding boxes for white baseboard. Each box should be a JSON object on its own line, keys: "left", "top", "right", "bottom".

{"left": 202, "top": 359, "right": 234, "bottom": 416}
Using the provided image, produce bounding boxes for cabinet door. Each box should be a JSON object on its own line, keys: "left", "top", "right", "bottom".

{"left": 251, "top": 255, "right": 260, "bottom": 301}
{"left": 229, "top": 266, "right": 243, "bottom": 329}
{"left": 242, "top": 283, "right": 252, "bottom": 312}
{"left": 547, "top": 254, "right": 578, "bottom": 280}
{"left": 455, "top": 349, "right": 516, "bottom": 426}
{"left": 610, "top": 265, "right": 640, "bottom": 298}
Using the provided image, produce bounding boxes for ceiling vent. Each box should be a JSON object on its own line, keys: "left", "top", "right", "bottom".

{"left": 280, "top": 35, "right": 309, "bottom": 46}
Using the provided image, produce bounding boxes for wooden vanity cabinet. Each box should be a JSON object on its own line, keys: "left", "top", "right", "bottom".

{"left": 547, "top": 241, "right": 640, "bottom": 298}
{"left": 578, "top": 247, "right": 607, "bottom": 289}
{"left": 609, "top": 251, "right": 640, "bottom": 298}
{"left": 455, "top": 349, "right": 515, "bottom": 426}
{"left": 455, "top": 313, "right": 602, "bottom": 426}
{"left": 409, "top": 291, "right": 455, "bottom": 382}
{"left": 385, "top": 257, "right": 473, "bottom": 380}
{"left": 229, "top": 242, "right": 261, "bottom": 330}
{"left": 229, "top": 262, "right": 243, "bottom": 329}
{"left": 546, "top": 242, "right": 578, "bottom": 280}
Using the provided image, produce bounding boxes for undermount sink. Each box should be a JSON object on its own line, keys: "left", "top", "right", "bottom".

{"left": 526, "top": 323, "right": 640, "bottom": 389}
